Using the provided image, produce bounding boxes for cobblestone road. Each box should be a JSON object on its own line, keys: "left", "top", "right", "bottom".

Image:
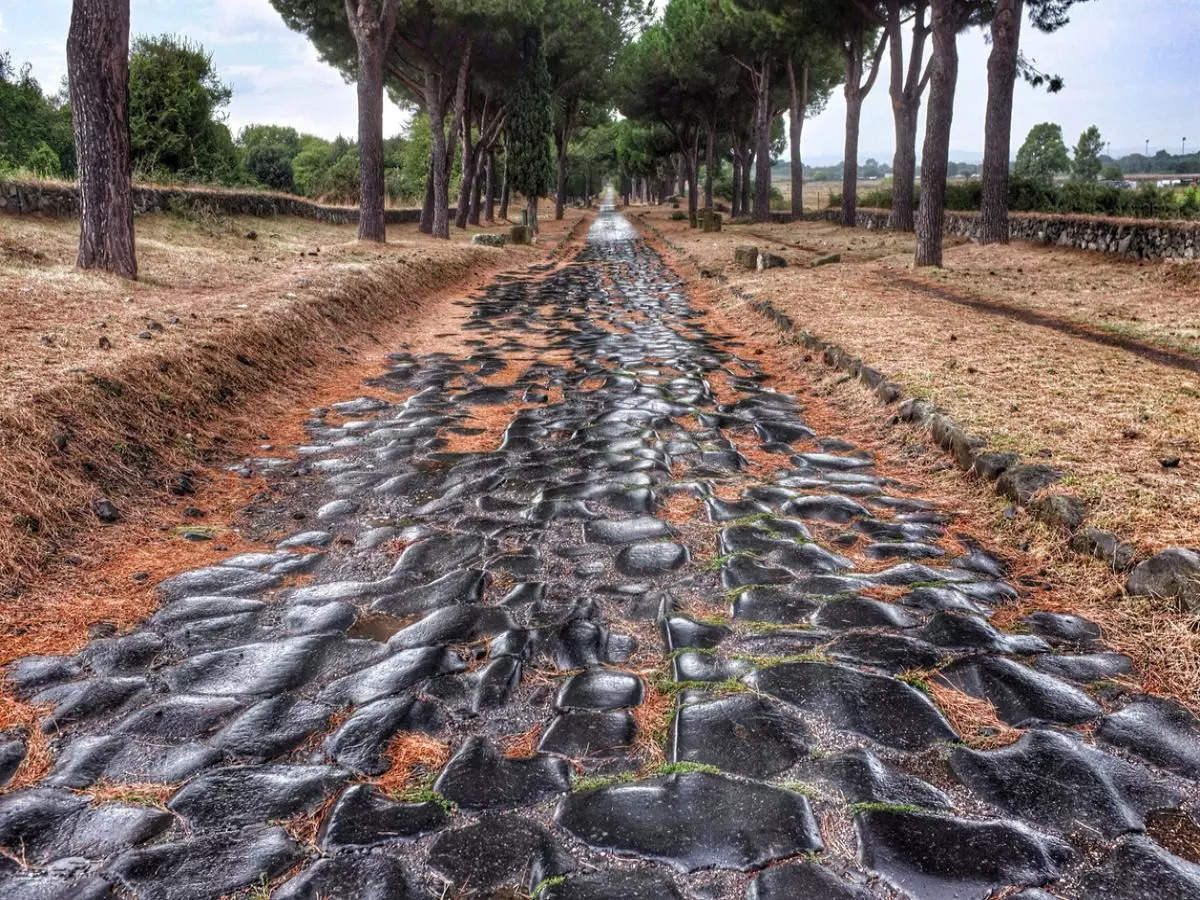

{"left": 3, "top": 210, "right": 1198, "bottom": 899}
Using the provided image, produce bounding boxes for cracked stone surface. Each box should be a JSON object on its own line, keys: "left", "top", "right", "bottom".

{"left": 2, "top": 209, "right": 1196, "bottom": 899}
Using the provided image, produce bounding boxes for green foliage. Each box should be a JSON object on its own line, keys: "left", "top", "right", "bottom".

{"left": 1072, "top": 124, "right": 1104, "bottom": 181}
{"left": 128, "top": 35, "right": 240, "bottom": 182}
{"left": 1100, "top": 162, "right": 1124, "bottom": 181}
{"left": 1013, "top": 122, "right": 1071, "bottom": 186}
{"left": 508, "top": 28, "right": 555, "bottom": 199}
{"left": 239, "top": 124, "right": 303, "bottom": 191}
{"left": 0, "top": 53, "right": 74, "bottom": 176}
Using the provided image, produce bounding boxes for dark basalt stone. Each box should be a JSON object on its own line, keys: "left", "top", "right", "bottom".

{"left": 473, "top": 656, "right": 522, "bottom": 712}
{"left": 371, "top": 569, "right": 487, "bottom": 617}
{"left": 1021, "top": 611, "right": 1102, "bottom": 647}
{"left": 820, "top": 748, "right": 952, "bottom": 810}
{"left": 5, "top": 656, "right": 82, "bottom": 696}
{"left": 168, "top": 764, "right": 349, "bottom": 829}
{"left": 539, "top": 710, "right": 636, "bottom": 757}
{"left": 863, "top": 541, "right": 944, "bottom": 561}
{"left": 670, "top": 694, "right": 807, "bottom": 778}
{"left": 705, "top": 497, "right": 773, "bottom": 522}
{"left": 46, "top": 734, "right": 221, "bottom": 789}
{"left": 393, "top": 533, "right": 486, "bottom": 576}
{"left": 731, "top": 585, "right": 821, "bottom": 623}
{"left": 900, "top": 586, "right": 992, "bottom": 616}
{"left": 435, "top": 737, "right": 570, "bottom": 810}
{"left": 919, "top": 611, "right": 1050, "bottom": 654}
{"left": 79, "top": 631, "right": 164, "bottom": 675}
{"left": 671, "top": 651, "right": 753, "bottom": 683}
{"left": 1096, "top": 696, "right": 1200, "bottom": 779}
{"left": 386, "top": 604, "right": 514, "bottom": 649}
{"left": 427, "top": 813, "right": 574, "bottom": 892}
{"left": 283, "top": 601, "right": 356, "bottom": 635}
{"left": 555, "top": 670, "right": 644, "bottom": 710}
{"left": 157, "top": 566, "right": 279, "bottom": 600}
{"left": 540, "top": 869, "right": 685, "bottom": 900}
{"left": 274, "top": 852, "right": 428, "bottom": 900}
{"left": 748, "top": 861, "right": 879, "bottom": 899}
{"left": 826, "top": 632, "right": 944, "bottom": 674}
{"left": 320, "top": 646, "right": 464, "bottom": 706}
{"left": 615, "top": 541, "right": 689, "bottom": 576}
{"left": 750, "top": 661, "right": 957, "bottom": 751}
{"left": 0, "top": 872, "right": 112, "bottom": 899}
{"left": 112, "top": 694, "right": 242, "bottom": 739}
{"left": 213, "top": 696, "right": 332, "bottom": 761}
{"left": 585, "top": 517, "right": 672, "bottom": 544}
{"left": 949, "top": 729, "right": 1180, "bottom": 838}
{"left": 1033, "top": 651, "right": 1134, "bottom": 684}
{"left": 1079, "top": 835, "right": 1200, "bottom": 899}
{"left": 812, "top": 596, "right": 919, "bottom": 629}
{"left": 856, "top": 809, "right": 1071, "bottom": 900}
{"left": 323, "top": 698, "right": 439, "bottom": 775}
{"left": 936, "top": 656, "right": 1102, "bottom": 727}
{"left": 318, "top": 784, "right": 446, "bottom": 851}
{"left": 106, "top": 826, "right": 302, "bottom": 900}
{"left": 0, "top": 787, "right": 172, "bottom": 864}
{"left": 719, "top": 556, "right": 795, "bottom": 588}
{"left": 32, "top": 676, "right": 148, "bottom": 731}
{"left": 783, "top": 494, "right": 871, "bottom": 523}
{"left": 164, "top": 635, "right": 333, "bottom": 697}
{"left": 663, "top": 616, "right": 730, "bottom": 650}
{"left": 557, "top": 772, "right": 822, "bottom": 872}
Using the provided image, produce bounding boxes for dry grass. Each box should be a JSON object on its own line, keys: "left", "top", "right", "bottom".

{"left": 924, "top": 679, "right": 1022, "bottom": 750}
{"left": 0, "top": 696, "right": 51, "bottom": 789}
{"left": 374, "top": 732, "right": 450, "bottom": 796}
{"left": 631, "top": 678, "right": 673, "bottom": 768}
{"left": 500, "top": 723, "right": 542, "bottom": 759}
{"left": 643, "top": 207, "right": 1200, "bottom": 551}
{"left": 80, "top": 780, "right": 175, "bottom": 809}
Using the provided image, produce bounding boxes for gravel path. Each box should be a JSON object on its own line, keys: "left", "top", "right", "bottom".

{"left": 3, "top": 210, "right": 1198, "bottom": 899}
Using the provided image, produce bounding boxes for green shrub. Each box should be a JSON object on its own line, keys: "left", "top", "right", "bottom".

{"left": 670, "top": 210, "right": 687, "bottom": 220}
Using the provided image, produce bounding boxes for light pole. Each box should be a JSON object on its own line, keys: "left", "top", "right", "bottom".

{"left": 1145, "top": 138, "right": 1149, "bottom": 157}
{"left": 1184, "top": 137, "right": 1188, "bottom": 156}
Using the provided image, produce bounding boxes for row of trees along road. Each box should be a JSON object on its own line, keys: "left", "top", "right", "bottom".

{"left": 65, "top": 0, "right": 1085, "bottom": 277}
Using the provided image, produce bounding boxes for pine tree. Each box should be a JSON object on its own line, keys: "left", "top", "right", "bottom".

{"left": 507, "top": 27, "right": 553, "bottom": 234}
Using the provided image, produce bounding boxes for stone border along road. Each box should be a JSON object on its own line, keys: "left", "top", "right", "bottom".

{"left": 2, "top": 209, "right": 1198, "bottom": 899}
{"left": 635, "top": 213, "right": 1200, "bottom": 612}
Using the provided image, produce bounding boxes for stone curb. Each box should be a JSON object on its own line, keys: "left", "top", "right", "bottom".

{"left": 631, "top": 211, "right": 1200, "bottom": 613}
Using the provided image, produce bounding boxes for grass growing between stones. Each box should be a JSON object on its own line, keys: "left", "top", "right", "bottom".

{"left": 81, "top": 781, "right": 174, "bottom": 810}
{"left": 569, "top": 761, "right": 721, "bottom": 793}
{"left": 531, "top": 875, "right": 567, "bottom": 897}
{"left": 851, "top": 801, "right": 924, "bottom": 815}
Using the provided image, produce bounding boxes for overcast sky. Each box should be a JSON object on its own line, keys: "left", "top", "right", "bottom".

{"left": 2, "top": 0, "right": 1196, "bottom": 162}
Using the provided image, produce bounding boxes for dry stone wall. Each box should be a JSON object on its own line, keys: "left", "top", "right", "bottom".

{"left": 818, "top": 207, "right": 1199, "bottom": 260}
{"left": 0, "top": 179, "right": 446, "bottom": 225}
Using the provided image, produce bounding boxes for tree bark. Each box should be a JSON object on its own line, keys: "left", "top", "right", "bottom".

{"left": 887, "top": 0, "right": 929, "bottom": 232}
{"left": 741, "top": 146, "right": 754, "bottom": 216}
{"left": 841, "top": 21, "right": 888, "bottom": 227}
{"left": 686, "top": 150, "right": 699, "bottom": 226}
{"left": 468, "top": 151, "right": 484, "bottom": 225}
{"left": 731, "top": 150, "right": 742, "bottom": 218}
{"left": 483, "top": 149, "right": 495, "bottom": 223}
{"left": 68, "top": 0, "right": 136, "bottom": 278}
{"left": 914, "top": 0, "right": 960, "bottom": 267}
{"left": 704, "top": 123, "right": 715, "bottom": 209}
{"left": 499, "top": 138, "right": 510, "bottom": 220}
{"left": 979, "top": 0, "right": 1023, "bottom": 243}
{"left": 419, "top": 152, "right": 435, "bottom": 233}
{"left": 787, "top": 58, "right": 807, "bottom": 220}
{"left": 454, "top": 89, "right": 475, "bottom": 230}
{"left": 752, "top": 55, "right": 772, "bottom": 223}
{"left": 423, "top": 69, "right": 449, "bottom": 238}
{"left": 526, "top": 194, "right": 539, "bottom": 236}
{"left": 345, "top": 0, "right": 397, "bottom": 243}
{"left": 554, "top": 105, "right": 572, "bottom": 220}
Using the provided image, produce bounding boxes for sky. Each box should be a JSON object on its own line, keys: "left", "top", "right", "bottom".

{"left": 1, "top": 0, "right": 1196, "bottom": 162}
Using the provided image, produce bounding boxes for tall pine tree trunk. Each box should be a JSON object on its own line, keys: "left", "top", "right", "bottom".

{"left": 752, "top": 56, "right": 772, "bottom": 223}
{"left": 483, "top": 150, "right": 495, "bottom": 223}
{"left": 842, "top": 92, "right": 863, "bottom": 226}
{"left": 979, "top": 0, "right": 1023, "bottom": 243}
{"left": 454, "top": 117, "right": 475, "bottom": 230}
{"left": 468, "top": 150, "right": 484, "bottom": 225}
{"left": 887, "top": 0, "right": 927, "bottom": 232}
{"left": 787, "top": 58, "right": 807, "bottom": 220}
{"left": 731, "top": 151, "right": 742, "bottom": 218}
{"left": 741, "top": 146, "right": 754, "bottom": 216}
{"left": 346, "top": 0, "right": 397, "bottom": 243}
{"left": 419, "top": 147, "right": 435, "bottom": 233}
{"left": 499, "top": 142, "right": 510, "bottom": 220}
{"left": 915, "top": 0, "right": 959, "bottom": 267}
{"left": 704, "top": 124, "right": 715, "bottom": 209}
{"left": 68, "top": 0, "right": 136, "bottom": 278}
